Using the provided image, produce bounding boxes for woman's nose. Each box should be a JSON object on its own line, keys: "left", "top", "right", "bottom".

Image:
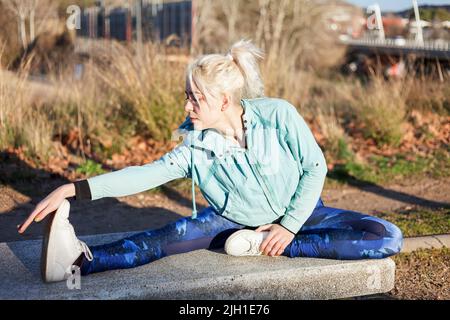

{"left": 184, "top": 101, "right": 193, "bottom": 113}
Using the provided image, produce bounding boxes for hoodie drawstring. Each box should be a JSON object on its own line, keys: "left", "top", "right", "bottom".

{"left": 190, "top": 132, "right": 198, "bottom": 219}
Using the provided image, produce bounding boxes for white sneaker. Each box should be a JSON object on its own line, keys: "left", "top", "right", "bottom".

{"left": 224, "top": 229, "right": 269, "bottom": 256}
{"left": 41, "top": 199, "right": 93, "bottom": 283}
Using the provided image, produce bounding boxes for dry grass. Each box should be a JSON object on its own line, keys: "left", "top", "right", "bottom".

{"left": 0, "top": 63, "right": 54, "bottom": 160}
{"left": 91, "top": 41, "right": 187, "bottom": 141}
{"left": 351, "top": 76, "right": 409, "bottom": 147}
{"left": 0, "top": 40, "right": 189, "bottom": 161}
{"left": 0, "top": 0, "right": 448, "bottom": 166}
{"left": 48, "top": 64, "right": 112, "bottom": 157}
{"left": 1, "top": 42, "right": 448, "bottom": 166}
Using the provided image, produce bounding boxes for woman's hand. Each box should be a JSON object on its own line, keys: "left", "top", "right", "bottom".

{"left": 255, "top": 223, "right": 295, "bottom": 256}
{"left": 17, "top": 183, "right": 75, "bottom": 234}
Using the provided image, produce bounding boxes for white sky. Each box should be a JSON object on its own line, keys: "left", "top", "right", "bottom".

{"left": 344, "top": 0, "right": 450, "bottom": 12}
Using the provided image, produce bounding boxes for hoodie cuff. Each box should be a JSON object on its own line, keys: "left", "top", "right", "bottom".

{"left": 279, "top": 214, "right": 301, "bottom": 235}
{"left": 74, "top": 179, "right": 92, "bottom": 201}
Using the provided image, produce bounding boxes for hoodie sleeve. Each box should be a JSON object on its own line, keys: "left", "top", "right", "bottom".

{"left": 74, "top": 145, "right": 191, "bottom": 201}
{"left": 279, "top": 104, "right": 327, "bottom": 234}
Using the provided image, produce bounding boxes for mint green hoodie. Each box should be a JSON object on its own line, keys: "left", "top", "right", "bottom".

{"left": 85, "top": 98, "right": 327, "bottom": 234}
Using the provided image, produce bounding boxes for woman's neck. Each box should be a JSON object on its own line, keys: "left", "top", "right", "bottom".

{"left": 214, "top": 104, "right": 246, "bottom": 148}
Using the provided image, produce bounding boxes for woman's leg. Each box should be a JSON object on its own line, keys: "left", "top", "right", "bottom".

{"left": 80, "top": 207, "right": 244, "bottom": 275}
{"left": 283, "top": 205, "right": 403, "bottom": 260}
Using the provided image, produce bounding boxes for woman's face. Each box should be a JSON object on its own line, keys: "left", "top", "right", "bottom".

{"left": 184, "top": 81, "right": 223, "bottom": 130}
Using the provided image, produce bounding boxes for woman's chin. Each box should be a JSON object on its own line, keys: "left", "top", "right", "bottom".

{"left": 192, "top": 120, "right": 204, "bottom": 130}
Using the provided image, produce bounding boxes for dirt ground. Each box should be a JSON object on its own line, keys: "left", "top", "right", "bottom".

{"left": 388, "top": 248, "right": 450, "bottom": 300}
{"left": 0, "top": 175, "right": 449, "bottom": 299}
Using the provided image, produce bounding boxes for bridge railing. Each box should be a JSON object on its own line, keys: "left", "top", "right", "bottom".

{"left": 339, "top": 36, "right": 450, "bottom": 52}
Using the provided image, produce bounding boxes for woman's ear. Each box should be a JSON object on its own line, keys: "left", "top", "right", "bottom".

{"left": 221, "top": 94, "right": 230, "bottom": 111}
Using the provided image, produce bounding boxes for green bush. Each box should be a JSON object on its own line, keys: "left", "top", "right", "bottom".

{"left": 75, "top": 159, "right": 106, "bottom": 177}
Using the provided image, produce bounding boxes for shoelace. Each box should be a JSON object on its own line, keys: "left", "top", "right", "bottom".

{"left": 78, "top": 240, "right": 94, "bottom": 261}
{"left": 247, "top": 238, "right": 263, "bottom": 255}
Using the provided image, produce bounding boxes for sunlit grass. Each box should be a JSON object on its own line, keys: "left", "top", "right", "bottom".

{"left": 373, "top": 208, "right": 450, "bottom": 237}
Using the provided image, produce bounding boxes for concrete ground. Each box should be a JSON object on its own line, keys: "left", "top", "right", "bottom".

{"left": 0, "top": 231, "right": 396, "bottom": 300}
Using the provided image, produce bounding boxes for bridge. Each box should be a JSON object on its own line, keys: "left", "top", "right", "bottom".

{"left": 340, "top": 37, "right": 450, "bottom": 61}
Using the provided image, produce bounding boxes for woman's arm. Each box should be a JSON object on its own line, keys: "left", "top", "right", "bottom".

{"left": 279, "top": 104, "right": 328, "bottom": 234}
{"left": 75, "top": 145, "right": 191, "bottom": 201}
{"left": 17, "top": 145, "right": 191, "bottom": 234}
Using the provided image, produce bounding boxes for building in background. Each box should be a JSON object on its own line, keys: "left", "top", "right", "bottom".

{"left": 78, "top": 0, "right": 193, "bottom": 46}
{"left": 326, "top": 2, "right": 366, "bottom": 38}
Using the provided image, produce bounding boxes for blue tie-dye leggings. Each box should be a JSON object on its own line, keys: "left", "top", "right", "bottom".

{"left": 80, "top": 199, "right": 403, "bottom": 275}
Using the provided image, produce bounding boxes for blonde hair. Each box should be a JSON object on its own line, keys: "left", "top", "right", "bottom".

{"left": 186, "top": 39, "right": 265, "bottom": 106}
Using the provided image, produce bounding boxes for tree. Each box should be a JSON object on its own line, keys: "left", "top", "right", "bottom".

{"left": 220, "top": 0, "right": 241, "bottom": 43}
{"left": 1, "top": 0, "right": 39, "bottom": 49}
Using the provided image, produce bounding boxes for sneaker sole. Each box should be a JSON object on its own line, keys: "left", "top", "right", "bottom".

{"left": 224, "top": 229, "right": 264, "bottom": 256}
{"left": 40, "top": 212, "right": 56, "bottom": 283}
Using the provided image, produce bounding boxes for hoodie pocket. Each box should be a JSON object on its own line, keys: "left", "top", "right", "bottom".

{"left": 221, "top": 188, "right": 243, "bottom": 215}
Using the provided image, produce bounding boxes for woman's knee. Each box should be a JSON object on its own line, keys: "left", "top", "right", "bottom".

{"left": 361, "top": 215, "right": 403, "bottom": 257}
{"left": 384, "top": 221, "right": 403, "bottom": 255}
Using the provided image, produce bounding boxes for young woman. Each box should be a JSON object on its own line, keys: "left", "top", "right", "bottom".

{"left": 18, "top": 40, "right": 403, "bottom": 283}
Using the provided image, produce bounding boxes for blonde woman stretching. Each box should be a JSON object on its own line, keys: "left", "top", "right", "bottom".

{"left": 18, "top": 40, "right": 403, "bottom": 282}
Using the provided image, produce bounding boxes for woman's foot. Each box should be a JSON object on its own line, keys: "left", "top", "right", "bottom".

{"left": 41, "top": 199, "right": 93, "bottom": 283}
{"left": 224, "top": 229, "right": 269, "bottom": 256}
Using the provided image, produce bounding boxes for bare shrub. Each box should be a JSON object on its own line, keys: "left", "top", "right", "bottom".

{"left": 352, "top": 76, "right": 409, "bottom": 147}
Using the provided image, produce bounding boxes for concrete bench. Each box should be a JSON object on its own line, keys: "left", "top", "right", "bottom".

{"left": 0, "top": 231, "right": 396, "bottom": 300}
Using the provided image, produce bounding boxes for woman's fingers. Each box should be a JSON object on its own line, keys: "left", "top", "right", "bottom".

{"left": 259, "top": 230, "right": 273, "bottom": 253}
{"left": 256, "top": 225, "right": 293, "bottom": 256}
{"left": 274, "top": 239, "right": 289, "bottom": 256}
{"left": 262, "top": 234, "right": 282, "bottom": 255}
{"left": 264, "top": 235, "right": 290, "bottom": 256}
{"left": 255, "top": 224, "right": 272, "bottom": 232}
{"left": 269, "top": 242, "right": 282, "bottom": 256}
{"left": 268, "top": 237, "right": 284, "bottom": 256}
{"left": 18, "top": 186, "right": 69, "bottom": 234}
{"left": 18, "top": 201, "right": 49, "bottom": 234}
{"left": 35, "top": 203, "right": 58, "bottom": 222}
{"left": 257, "top": 224, "right": 275, "bottom": 252}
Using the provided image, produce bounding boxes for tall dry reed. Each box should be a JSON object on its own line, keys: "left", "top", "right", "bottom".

{"left": 92, "top": 41, "right": 187, "bottom": 141}
{"left": 0, "top": 61, "right": 54, "bottom": 160}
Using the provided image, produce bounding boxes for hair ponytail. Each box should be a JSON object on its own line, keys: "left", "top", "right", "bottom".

{"left": 227, "top": 39, "right": 265, "bottom": 99}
